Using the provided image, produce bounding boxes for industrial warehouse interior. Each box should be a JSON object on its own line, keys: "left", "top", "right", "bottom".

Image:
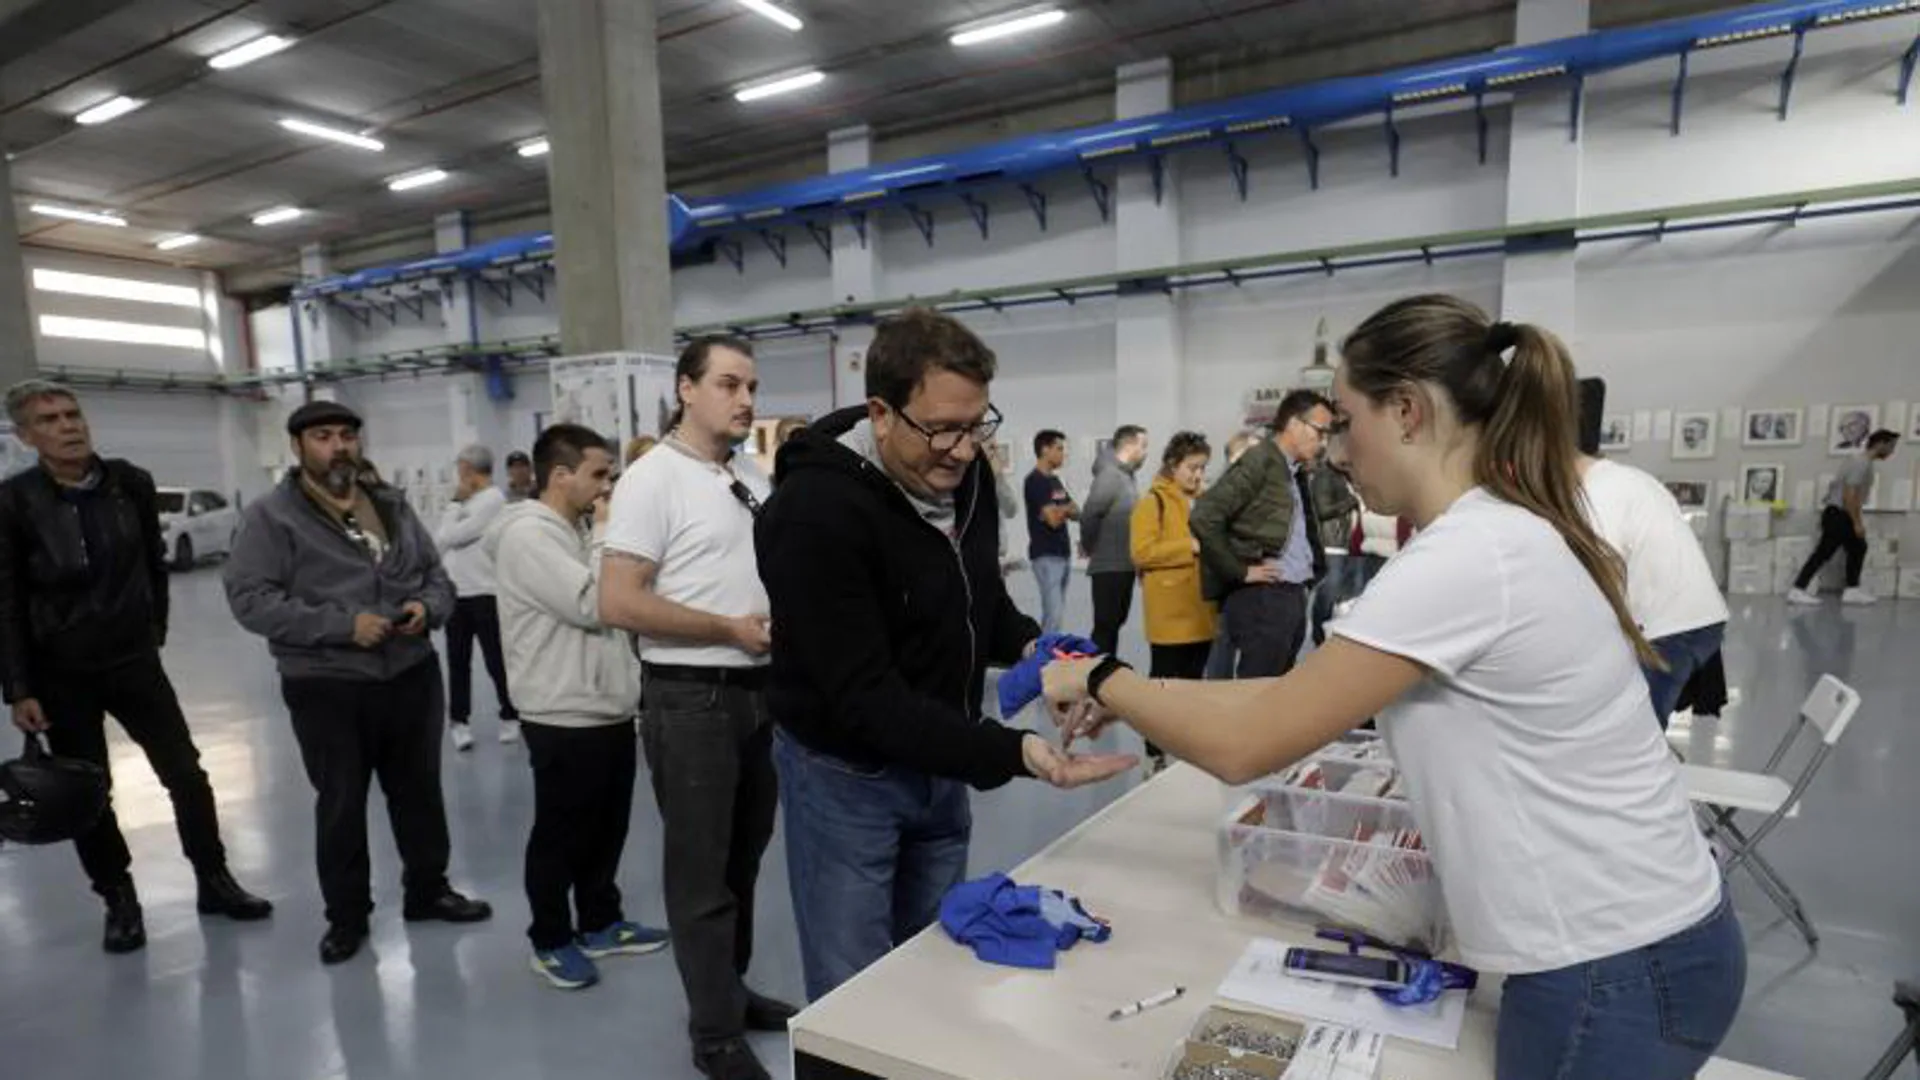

{"left": 2, "top": 1, "right": 1918, "bottom": 1079}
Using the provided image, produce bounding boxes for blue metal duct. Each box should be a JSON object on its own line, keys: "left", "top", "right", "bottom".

{"left": 294, "top": 0, "right": 1918, "bottom": 299}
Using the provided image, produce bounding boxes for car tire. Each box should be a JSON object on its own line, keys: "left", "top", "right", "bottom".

{"left": 172, "top": 535, "right": 194, "bottom": 572}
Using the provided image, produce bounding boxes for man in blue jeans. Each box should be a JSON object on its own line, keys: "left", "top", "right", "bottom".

{"left": 757, "top": 310, "right": 1133, "bottom": 1001}
{"left": 1023, "top": 430, "right": 1076, "bottom": 634}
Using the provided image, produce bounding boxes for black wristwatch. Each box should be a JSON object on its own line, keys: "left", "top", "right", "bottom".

{"left": 1086, "top": 655, "right": 1133, "bottom": 707}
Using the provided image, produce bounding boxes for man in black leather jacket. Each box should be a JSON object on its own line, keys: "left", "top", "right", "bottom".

{"left": 0, "top": 380, "right": 270, "bottom": 953}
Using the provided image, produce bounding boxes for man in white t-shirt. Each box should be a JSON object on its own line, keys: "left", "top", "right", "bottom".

{"left": 434, "top": 444, "right": 518, "bottom": 750}
{"left": 1579, "top": 456, "right": 1729, "bottom": 726}
{"left": 598, "top": 337, "right": 791, "bottom": 1080}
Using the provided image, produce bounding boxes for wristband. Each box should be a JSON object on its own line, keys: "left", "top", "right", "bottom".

{"left": 1085, "top": 656, "right": 1133, "bottom": 707}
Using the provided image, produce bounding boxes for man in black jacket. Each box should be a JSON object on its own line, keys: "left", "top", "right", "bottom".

{"left": 0, "top": 380, "right": 270, "bottom": 954}
{"left": 757, "top": 309, "right": 1133, "bottom": 1002}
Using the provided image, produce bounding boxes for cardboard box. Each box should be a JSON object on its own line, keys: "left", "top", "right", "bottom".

{"left": 1772, "top": 564, "right": 1800, "bottom": 596}
{"left": 1727, "top": 541, "right": 1774, "bottom": 574}
{"left": 1723, "top": 506, "right": 1773, "bottom": 542}
{"left": 1898, "top": 569, "right": 1920, "bottom": 600}
{"left": 1773, "top": 537, "right": 1814, "bottom": 566}
{"left": 1860, "top": 568, "right": 1898, "bottom": 599}
{"left": 1729, "top": 566, "right": 1773, "bottom": 595}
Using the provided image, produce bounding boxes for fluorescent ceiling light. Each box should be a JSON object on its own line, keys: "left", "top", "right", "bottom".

{"left": 74, "top": 96, "right": 145, "bottom": 126}
{"left": 734, "top": 69, "right": 824, "bottom": 103}
{"left": 951, "top": 7, "right": 1066, "bottom": 46}
{"left": 209, "top": 34, "right": 294, "bottom": 70}
{"left": 155, "top": 234, "right": 202, "bottom": 251}
{"left": 737, "top": 0, "right": 803, "bottom": 31}
{"left": 516, "top": 137, "right": 550, "bottom": 158}
{"left": 278, "top": 117, "right": 384, "bottom": 152}
{"left": 388, "top": 168, "right": 448, "bottom": 192}
{"left": 32, "top": 269, "right": 201, "bottom": 307}
{"left": 251, "top": 206, "right": 304, "bottom": 226}
{"left": 39, "top": 315, "right": 208, "bottom": 350}
{"left": 30, "top": 203, "right": 127, "bottom": 227}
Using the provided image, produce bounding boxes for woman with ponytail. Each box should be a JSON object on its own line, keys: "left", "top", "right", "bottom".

{"left": 1043, "top": 295, "right": 1742, "bottom": 1079}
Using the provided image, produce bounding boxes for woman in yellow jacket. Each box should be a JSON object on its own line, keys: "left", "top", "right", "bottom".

{"left": 1130, "top": 432, "right": 1215, "bottom": 763}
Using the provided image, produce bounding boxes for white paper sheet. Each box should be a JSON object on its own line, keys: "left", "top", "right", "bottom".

{"left": 1887, "top": 401, "right": 1909, "bottom": 441}
{"left": 1716, "top": 480, "right": 1736, "bottom": 506}
{"left": 1720, "top": 407, "right": 1743, "bottom": 443}
{"left": 1809, "top": 405, "right": 1830, "bottom": 438}
{"left": 1792, "top": 480, "right": 1815, "bottom": 512}
{"left": 1633, "top": 411, "right": 1653, "bottom": 442}
{"left": 1216, "top": 938, "right": 1468, "bottom": 1052}
{"left": 1653, "top": 410, "right": 1674, "bottom": 441}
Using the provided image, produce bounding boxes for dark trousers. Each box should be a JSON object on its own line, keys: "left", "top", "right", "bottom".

{"left": 1794, "top": 506, "right": 1867, "bottom": 590}
{"left": 1222, "top": 582, "right": 1308, "bottom": 678}
{"left": 1089, "top": 571, "right": 1135, "bottom": 657}
{"left": 641, "top": 672, "right": 779, "bottom": 1048}
{"left": 1145, "top": 641, "right": 1213, "bottom": 759}
{"left": 39, "top": 650, "right": 226, "bottom": 896}
{"left": 281, "top": 658, "right": 452, "bottom": 929}
{"left": 446, "top": 595, "right": 516, "bottom": 725}
{"left": 523, "top": 720, "right": 636, "bottom": 950}
{"left": 1643, "top": 623, "right": 1726, "bottom": 729}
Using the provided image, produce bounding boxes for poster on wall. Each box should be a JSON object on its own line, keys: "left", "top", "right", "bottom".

{"left": 1599, "top": 415, "right": 1631, "bottom": 452}
{"left": 1741, "top": 408, "right": 1803, "bottom": 448}
{"left": 1739, "top": 463, "right": 1784, "bottom": 505}
{"left": 1670, "top": 411, "right": 1717, "bottom": 460}
{"left": 1664, "top": 480, "right": 1709, "bottom": 510}
{"left": 1828, "top": 404, "right": 1878, "bottom": 456}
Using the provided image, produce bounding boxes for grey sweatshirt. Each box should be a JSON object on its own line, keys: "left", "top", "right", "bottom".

{"left": 1079, "top": 446, "right": 1141, "bottom": 574}
{"left": 224, "top": 470, "right": 454, "bottom": 683}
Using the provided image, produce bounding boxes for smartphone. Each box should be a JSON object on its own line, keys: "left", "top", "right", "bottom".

{"left": 1282, "top": 948, "right": 1412, "bottom": 990}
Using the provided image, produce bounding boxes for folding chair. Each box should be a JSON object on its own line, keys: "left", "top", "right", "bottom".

{"left": 1677, "top": 674, "right": 1860, "bottom": 950}
{"left": 1862, "top": 980, "right": 1919, "bottom": 1080}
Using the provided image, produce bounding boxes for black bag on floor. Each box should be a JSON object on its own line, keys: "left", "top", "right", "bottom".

{"left": 0, "top": 733, "right": 109, "bottom": 845}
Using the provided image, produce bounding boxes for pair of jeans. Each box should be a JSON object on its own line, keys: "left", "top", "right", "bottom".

{"left": 1496, "top": 891, "right": 1746, "bottom": 1080}
{"left": 281, "top": 657, "right": 453, "bottom": 929}
{"left": 1089, "top": 571, "right": 1135, "bottom": 657}
{"left": 445, "top": 595, "right": 516, "bottom": 725}
{"left": 39, "top": 649, "right": 227, "bottom": 895}
{"left": 1310, "top": 553, "right": 1385, "bottom": 645}
{"left": 1030, "top": 556, "right": 1071, "bottom": 636}
{"left": 640, "top": 673, "right": 778, "bottom": 1048}
{"left": 1643, "top": 622, "right": 1726, "bottom": 728}
{"left": 522, "top": 720, "right": 636, "bottom": 950}
{"left": 774, "top": 728, "right": 971, "bottom": 1002}
{"left": 1145, "top": 641, "right": 1212, "bottom": 759}
{"left": 1204, "top": 617, "right": 1236, "bottom": 679}
{"left": 1794, "top": 505, "right": 1867, "bottom": 590}
{"left": 1222, "top": 582, "right": 1308, "bottom": 678}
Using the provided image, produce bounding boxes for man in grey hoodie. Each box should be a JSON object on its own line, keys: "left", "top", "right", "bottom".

{"left": 224, "top": 401, "right": 491, "bottom": 966}
{"left": 1079, "top": 425, "right": 1148, "bottom": 657}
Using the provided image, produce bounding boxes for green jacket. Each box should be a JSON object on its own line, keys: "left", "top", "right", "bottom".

{"left": 1189, "top": 439, "right": 1324, "bottom": 602}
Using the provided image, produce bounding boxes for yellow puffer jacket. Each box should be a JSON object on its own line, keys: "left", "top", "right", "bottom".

{"left": 1129, "top": 474, "right": 1216, "bottom": 646}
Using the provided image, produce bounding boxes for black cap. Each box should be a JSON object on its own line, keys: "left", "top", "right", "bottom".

{"left": 287, "top": 400, "right": 363, "bottom": 437}
{"left": 505, "top": 450, "right": 531, "bottom": 467}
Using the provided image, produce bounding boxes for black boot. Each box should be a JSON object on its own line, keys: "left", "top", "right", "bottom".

{"left": 196, "top": 866, "right": 273, "bottom": 921}
{"left": 102, "top": 881, "right": 145, "bottom": 954}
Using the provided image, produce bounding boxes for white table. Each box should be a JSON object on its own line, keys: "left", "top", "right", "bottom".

{"left": 789, "top": 763, "right": 1795, "bottom": 1080}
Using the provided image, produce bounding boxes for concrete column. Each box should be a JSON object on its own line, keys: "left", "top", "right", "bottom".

{"left": 536, "top": 0, "right": 674, "bottom": 356}
{"left": 297, "top": 243, "right": 338, "bottom": 369}
{"left": 1113, "top": 58, "right": 1183, "bottom": 448}
{"left": 828, "top": 125, "right": 880, "bottom": 409}
{"left": 0, "top": 160, "right": 38, "bottom": 387}
{"left": 1499, "top": 0, "right": 1588, "bottom": 333}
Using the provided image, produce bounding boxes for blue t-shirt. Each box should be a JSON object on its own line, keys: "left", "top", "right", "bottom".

{"left": 1024, "top": 469, "right": 1072, "bottom": 559}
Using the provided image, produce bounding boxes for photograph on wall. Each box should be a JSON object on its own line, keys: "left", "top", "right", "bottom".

{"left": 1664, "top": 480, "right": 1710, "bottom": 510}
{"left": 1739, "top": 463, "right": 1784, "bottom": 505}
{"left": 1670, "top": 411, "right": 1717, "bottom": 460}
{"left": 1827, "top": 404, "right": 1879, "bottom": 456}
{"left": 1598, "top": 415, "right": 1631, "bottom": 452}
{"left": 1741, "top": 408, "right": 1803, "bottom": 448}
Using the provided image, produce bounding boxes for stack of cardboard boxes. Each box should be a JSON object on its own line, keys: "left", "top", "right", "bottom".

{"left": 1724, "top": 503, "right": 1910, "bottom": 598}
{"left": 1724, "top": 505, "right": 1774, "bottom": 596}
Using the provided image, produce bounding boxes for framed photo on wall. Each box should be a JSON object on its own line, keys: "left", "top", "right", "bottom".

{"left": 1671, "top": 411, "right": 1717, "bottom": 460}
{"left": 1599, "top": 415, "right": 1631, "bottom": 452}
{"left": 1739, "top": 463, "right": 1784, "bottom": 505}
{"left": 1828, "top": 404, "right": 1879, "bottom": 456}
{"left": 1664, "top": 480, "right": 1709, "bottom": 510}
{"left": 1741, "top": 408, "right": 1803, "bottom": 448}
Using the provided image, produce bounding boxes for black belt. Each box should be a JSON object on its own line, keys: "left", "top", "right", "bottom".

{"left": 642, "top": 662, "right": 768, "bottom": 689}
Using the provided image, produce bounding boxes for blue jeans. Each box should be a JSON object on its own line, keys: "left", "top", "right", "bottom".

{"left": 1311, "top": 553, "right": 1386, "bottom": 645}
{"left": 773, "top": 729, "right": 972, "bottom": 1001}
{"left": 1496, "top": 892, "right": 1746, "bottom": 1080}
{"left": 1643, "top": 622, "right": 1726, "bottom": 728}
{"left": 1030, "top": 555, "right": 1071, "bottom": 636}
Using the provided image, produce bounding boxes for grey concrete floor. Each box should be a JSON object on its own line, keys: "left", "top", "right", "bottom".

{"left": 0, "top": 569, "right": 1912, "bottom": 1080}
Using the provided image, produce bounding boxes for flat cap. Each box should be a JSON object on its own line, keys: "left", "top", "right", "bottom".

{"left": 287, "top": 400, "right": 363, "bottom": 437}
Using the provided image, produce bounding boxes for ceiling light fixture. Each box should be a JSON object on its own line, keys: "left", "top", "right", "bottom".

{"left": 388, "top": 168, "right": 448, "bottom": 192}
{"left": 30, "top": 203, "right": 127, "bottom": 227}
{"left": 951, "top": 7, "right": 1066, "bottom": 47}
{"left": 208, "top": 34, "right": 294, "bottom": 70}
{"left": 74, "top": 96, "right": 145, "bottom": 126}
{"left": 516, "top": 137, "right": 550, "bottom": 158}
{"left": 734, "top": 69, "right": 824, "bottom": 103}
{"left": 737, "top": 0, "right": 803, "bottom": 31}
{"left": 251, "top": 206, "right": 304, "bottom": 226}
{"left": 278, "top": 117, "right": 384, "bottom": 151}
{"left": 155, "top": 234, "right": 202, "bottom": 251}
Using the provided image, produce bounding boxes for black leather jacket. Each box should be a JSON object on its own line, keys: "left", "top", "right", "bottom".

{"left": 0, "top": 459, "right": 169, "bottom": 704}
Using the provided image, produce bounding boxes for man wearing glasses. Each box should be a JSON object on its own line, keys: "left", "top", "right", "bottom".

{"left": 757, "top": 308, "right": 1135, "bottom": 1003}
{"left": 1189, "top": 389, "right": 1332, "bottom": 678}
{"left": 225, "top": 400, "right": 491, "bottom": 966}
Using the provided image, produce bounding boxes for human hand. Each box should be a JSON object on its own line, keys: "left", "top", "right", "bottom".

{"left": 353, "top": 612, "right": 394, "bottom": 649}
{"left": 731, "top": 614, "right": 773, "bottom": 656}
{"left": 10, "top": 698, "right": 48, "bottom": 734}
{"left": 1245, "top": 564, "right": 1281, "bottom": 585}
{"left": 1022, "top": 733, "right": 1136, "bottom": 788}
{"left": 1042, "top": 658, "right": 1123, "bottom": 745}
{"left": 395, "top": 601, "right": 429, "bottom": 636}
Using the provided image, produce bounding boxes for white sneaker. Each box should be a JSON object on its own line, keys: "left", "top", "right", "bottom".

{"left": 450, "top": 724, "right": 475, "bottom": 752}
{"left": 1785, "top": 588, "right": 1821, "bottom": 606}
{"left": 1841, "top": 587, "right": 1878, "bottom": 605}
{"left": 499, "top": 720, "right": 522, "bottom": 744}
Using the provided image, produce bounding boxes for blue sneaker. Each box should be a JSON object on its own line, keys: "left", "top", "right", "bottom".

{"left": 530, "top": 943, "right": 600, "bottom": 990}
{"left": 578, "top": 920, "right": 670, "bottom": 958}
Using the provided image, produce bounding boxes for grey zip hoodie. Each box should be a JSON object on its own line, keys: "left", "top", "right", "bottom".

{"left": 1079, "top": 444, "right": 1141, "bottom": 574}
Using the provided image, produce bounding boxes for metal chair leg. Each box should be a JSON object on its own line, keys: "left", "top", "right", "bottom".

{"left": 1861, "top": 982, "right": 1919, "bottom": 1080}
{"left": 1710, "top": 807, "right": 1819, "bottom": 948}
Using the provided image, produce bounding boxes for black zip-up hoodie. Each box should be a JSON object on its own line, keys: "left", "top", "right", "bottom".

{"left": 757, "top": 406, "right": 1041, "bottom": 790}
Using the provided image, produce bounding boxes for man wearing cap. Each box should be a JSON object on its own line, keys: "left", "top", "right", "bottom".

{"left": 225, "top": 400, "right": 491, "bottom": 965}
{"left": 504, "top": 451, "right": 536, "bottom": 503}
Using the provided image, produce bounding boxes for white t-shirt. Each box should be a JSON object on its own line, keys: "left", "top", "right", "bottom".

{"left": 1331, "top": 488, "right": 1720, "bottom": 974}
{"left": 603, "top": 441, "right": 770, "bottom": 668}
{"left": 1581, "top": 459, "right": 1728, "bottom": 640}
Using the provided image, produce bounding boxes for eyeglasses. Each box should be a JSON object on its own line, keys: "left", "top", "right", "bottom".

{"left": 892, "top": 403, "right": 1003, "bottom": 456}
